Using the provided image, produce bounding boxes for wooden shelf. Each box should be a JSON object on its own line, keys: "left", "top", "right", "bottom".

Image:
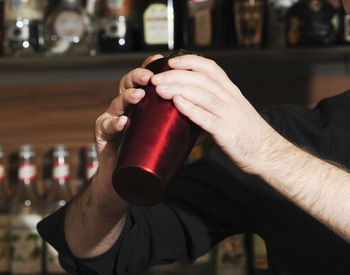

{"left": 0, "top": 46, "right": 349, "bottom": 71}
{"left": 0, "top": 47, "right": 349, "bottom": 84}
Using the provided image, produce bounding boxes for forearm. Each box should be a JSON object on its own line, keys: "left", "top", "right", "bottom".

{"left": 258, "top": 131, "right": 350, "bottom": 242}
{"left": 64, "top": 173, "right": 129, "bottom": 258}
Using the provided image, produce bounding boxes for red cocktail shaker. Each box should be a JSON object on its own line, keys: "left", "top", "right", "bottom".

{"left": 112, "top": 51, "right": 200, "bottom": 206}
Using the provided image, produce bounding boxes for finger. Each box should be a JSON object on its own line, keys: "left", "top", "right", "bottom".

{"left": 106, "top": 88, "right": 145, "bottom": 116}
{"left": 168, "top": 55, "right": 234, "bottom": 90}
{"left": 141, "top": 54, "right": 163, "bottom": 68}
{"left": 152, "top": 70, "right": 223, "bottom": 99}
{"left": 119, "top": 68, "right": 153, "bottom": 94}
{"left": 96, "top": 113, "right": 128, "bottom": 142}
{"left": 156, "top": 83, "right": 227, "bottom": 118}
{"left": 119, "top": 54, "right": 163, "bottom": 94}
{"left": 172, "top": 95, "right": 221, "bottom": 136}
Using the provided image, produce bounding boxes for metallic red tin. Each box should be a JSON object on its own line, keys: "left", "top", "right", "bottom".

{"left": 112, "top": 54, "right": 200, "bottom": 206}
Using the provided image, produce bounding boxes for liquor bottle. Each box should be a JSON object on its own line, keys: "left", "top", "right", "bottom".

{"left": 85, "top": 143, "right": 98, "bottom": 181}
{"left": 339, "top": 1, "right": 350, "bottom": 43}
{"left": 286, "top": 0, "right": 339, "bottom": 46}
{"left": 185, "top": 145, "right": 203, "bottom": 164}
{"left": 216, "top": 234, "right": 249, "bottom": 275}
{"left": 266, "top": 0, "right": 297, "bottom": 48}
{"left": 141, "top": 0, "right": 183, "bottom": 50}
{"left": 0, "top": 146, "right": 10, "bottom": 275}
{"left": 252, "top": 234, "right": 268, "bottom": 273}
{"left": 98, "top": 0, "right": 137, "bottom": 53}
{"left": 4, "top": 0, "right": 46, "bottom": 57}
{"left": 44, "top": 0, "right": 95, "bottom": 56}
{"left": 216, "top": 0, "right": 236, "bottom": 48}
{"left": 0, "top": 146, "right": 4, "bottom": 186}
{"left": 0, "top": 0, "right": 4, "bottom": 56}
{"left": 234, "top": 0, "right": 266, "bottom": 48}
{"left": 187, "top": 0, "right": 216, "bottom": 49}
{"left": 44, "top": 145, "right": 70, "bottom": 275}
{"left": 10, "top": 145, "right": 42, "bottom": 275}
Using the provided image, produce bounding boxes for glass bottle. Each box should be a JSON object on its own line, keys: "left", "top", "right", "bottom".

{"left": 141, "top": 0, "right": 175, "bottom": 50}
{"left": 10, "top": 145, "right": 42, "bottom": 275}
{"left": 44, "top": 145, "right": 70, "bottom": 275}
{"left": 0, "top": 146, "right": 10, "bottom": 275}
{"left": 234, "top": 0, "right": 266, "bottom": 48}
{"left": 188, "top": 0, "right": 216, "bottom": 49}
{"left": 0, "top": 0, "right": 4, "bottom": 56}
{"left": 286, "top": 0, "right": 339, "bottom": 46}
{"left": 4, "top": 0, "right": 46, "bottom": 57}
{"left": 266, "top": 0, "right": 297, "bottom": 48}
{"left": 216, "top": 234, "right": 249, "bottom": 275}
{"left": 44, "top": 0, "right": 95, "bottom": 56}
{"left": 98, "top": 0, "right": 138, "bottom": 53}
{"left": 85, "top": 143, "right": 98, "bottom": 182}
{"left": 339, "top": 0, "right": 350, "bottom": 44}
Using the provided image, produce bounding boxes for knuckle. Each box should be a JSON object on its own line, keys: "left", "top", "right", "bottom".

{"left": 208, "top": 59, "right": 217, "bottom": 68}
{"left": 209, "top": 94, "right": 224, "bottom": 108}
{"left": 208, "top": 116, "right": 221, "bottom": 133}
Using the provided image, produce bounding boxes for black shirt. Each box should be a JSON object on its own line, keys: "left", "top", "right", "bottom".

{"left": 38, "top": 91, "right": 350, "bottom": 275}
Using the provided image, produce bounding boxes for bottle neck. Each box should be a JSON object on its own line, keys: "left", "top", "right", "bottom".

{"left": 61, "top": 0, "right": 82, "bottom": 9}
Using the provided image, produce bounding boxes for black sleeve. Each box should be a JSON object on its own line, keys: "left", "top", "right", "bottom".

{"left": 264, "top": 90, "right": 350, "bottom": 167}
{"left": 37, "top": 146, "right": 254, "bottom": 275}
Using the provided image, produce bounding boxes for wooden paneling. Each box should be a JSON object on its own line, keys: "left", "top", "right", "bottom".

{"left": 0, "top": 81, "right": 118, "bottom": 196}
{"left": 0, "top": 82, "right": 117, "bottom": 150}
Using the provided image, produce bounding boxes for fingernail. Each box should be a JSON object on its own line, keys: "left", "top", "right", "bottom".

{"left": 152, "top": 74, "right": 163, "bottom": 83}
{"left": 140, "top": 71, "right": 150, "bottom": 81}
{"left": 133, "top": 89, "right": 144, "bottom": 96}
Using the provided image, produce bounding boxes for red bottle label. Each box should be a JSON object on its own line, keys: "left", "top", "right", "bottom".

{"left": 18, "top": 163, "right": 36, "bottom": 182}
{"left": 0, "top": 164, "right": 4, "bottom": 182}
{"left": 53, "top": 162, "right": 69, "bottom": 181}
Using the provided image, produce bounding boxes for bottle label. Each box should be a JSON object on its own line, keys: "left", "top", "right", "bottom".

{"left": 54, "top": 11, "right": 85, "bottom": 42}
{"left": 0, "top": 164, "right": 4, "bottom": 182}
{"left": 143, "top": 3, "right": 169, "bottom": 45}
{"left": 234, "top": 0, "right": 264, "bottom": 47}
{"left": 345, "top": 14, "right": 350, "bottom": 41}
{"left": 0, "top": 214, "right": 10, "bottom": 272}
{"left": 194, "top": 8, "right": 212, "bottom": 46}
{"left": 18, "top": 163, "right": 36, "bottom": 183}
{"left": 86, "top": 162, "right": 98, "bottom": 180}
{"left": 253, "top": 234, "right": 268, "bottom": 269}
{"left": 6, "top": 0, "right": 45, "bottom": 20}
{"left": 10, "top": 214, "right": 42, "bottom": 274}
{"left": 101, "top": 16, "right": 127, "bottom": 38}
{"left": 53, "top": 162, "right": 69, "bottom": 181}
{"left": 46, "top": 243, "right": 65, "bottom": 273}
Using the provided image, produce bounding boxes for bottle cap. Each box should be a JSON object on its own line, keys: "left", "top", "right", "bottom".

{"left": 53, "top": 144, "right": 69, "bottom": 157}
{"left": 19, "top": 144, "right": 35, "bottom": 158}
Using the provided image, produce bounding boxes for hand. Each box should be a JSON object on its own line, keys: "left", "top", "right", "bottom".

{"left": 94, "top": 54, "right": 163, "bottom": 180}
{"left": 151, "top": 54, "right": 279, "bottom": 175}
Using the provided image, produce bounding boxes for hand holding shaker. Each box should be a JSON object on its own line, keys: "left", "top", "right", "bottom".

{"left": 112, "top": 50, "right": 200, "bottom": 206}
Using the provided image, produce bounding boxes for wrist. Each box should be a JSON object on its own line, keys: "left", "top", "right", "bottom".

{"left": 89, "top": 172, "right": 129, "bottom": 219}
